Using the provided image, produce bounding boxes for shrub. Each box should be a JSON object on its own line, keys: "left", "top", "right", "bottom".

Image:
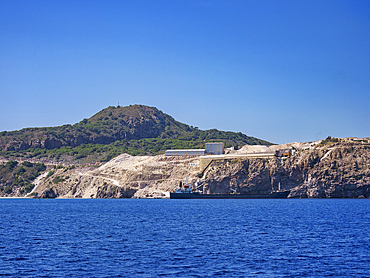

{"left": 22, "top": 161, "right": 33, "bottom": 167}
{"left": 6, "top": 161, "right": 18, "bottom": 170}
{"left": 52, "top": 176, "right": 64, "bottom": 184}
{"left": 24, "top": 183, "right": 35, "bottom": 193}
{"left": 34, "top": 163, "right": 46, "bottom": 172}
{"left": 46, "top": 171, "right": 55, "bottom": 178}
{"left": 15, "top": 166, "right": 26, "bottom": 176}
{"left": 4, "top": 186, "right": 12, "bottom": 194}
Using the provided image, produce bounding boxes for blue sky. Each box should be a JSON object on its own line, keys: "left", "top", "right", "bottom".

{"left": 1, "top": 0, "right": 369, "bottom": 144}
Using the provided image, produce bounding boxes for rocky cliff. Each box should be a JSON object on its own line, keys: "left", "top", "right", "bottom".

{"left": 13, "top": 137, "right": 369, "bottom": 199}
{"left": 203, "top": 137, "right": 370, "bottom": 198}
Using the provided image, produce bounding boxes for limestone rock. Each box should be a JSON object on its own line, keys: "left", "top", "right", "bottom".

{"left": 27, "top": 137, "right": 370, "bottom": 199}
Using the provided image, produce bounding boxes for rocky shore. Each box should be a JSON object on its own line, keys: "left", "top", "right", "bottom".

{"left": 1, "top": 137, "right": 369, "bottom": 199}
{"left": 204, "top": 138, "right": 370, "bottom": 198}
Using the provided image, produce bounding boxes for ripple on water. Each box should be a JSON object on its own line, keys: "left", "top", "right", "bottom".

{"left": 0, "top": 199, "right": 369, "bottom": 277}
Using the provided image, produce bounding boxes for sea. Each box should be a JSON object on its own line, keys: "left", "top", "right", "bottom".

{"left": 1, "top": 199, "right": 369, "bottom": 278}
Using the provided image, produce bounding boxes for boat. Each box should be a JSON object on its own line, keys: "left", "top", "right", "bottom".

{"left": 170, "top": 190, "right": 290, "bottom": 199}
{"left": 170, "top": 179, "right": 290, "bottom": 199}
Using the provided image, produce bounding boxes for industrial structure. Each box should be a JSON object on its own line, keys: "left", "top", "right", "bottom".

{"left": 205, "top": 142, "right": 224, "bottom": 155}
{"left": 165, "top": 142, "right": 284, "bottom": 179}
{"left": 165, "top": 142, "right": 224, "bottom": 156}
{"left": 165, "top": 149, "right": 205, "bottom": 156}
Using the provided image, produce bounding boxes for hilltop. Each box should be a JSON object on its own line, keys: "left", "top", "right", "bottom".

{"left": 0, "top": 105, "right": 271, "bottom": 164}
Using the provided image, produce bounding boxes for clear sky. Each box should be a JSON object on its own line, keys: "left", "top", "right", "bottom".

{"left": 1, "top": 0, "right": 369, "bottom": 144}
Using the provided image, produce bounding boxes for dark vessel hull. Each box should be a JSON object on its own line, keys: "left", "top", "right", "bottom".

{"left": 170, "top": 191, "right": 290, "bottom": 199}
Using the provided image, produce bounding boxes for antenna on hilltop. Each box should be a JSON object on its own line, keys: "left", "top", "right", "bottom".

{"left": 117, "top": 101, "right": 120, "bottom": 108}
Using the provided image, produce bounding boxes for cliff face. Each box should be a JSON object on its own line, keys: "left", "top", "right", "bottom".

{"left": 3, "top": 138, "right": 369, "bottom": 199}
{"left": 203, "top": 139, "right": 370, "bottom": 198}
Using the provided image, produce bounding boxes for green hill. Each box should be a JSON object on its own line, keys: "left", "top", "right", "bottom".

{"left": 0, "top": 105, "right": 272, "bottom": 164}
{"left": 0, "top": 160, "right": 46, "bottom": 196}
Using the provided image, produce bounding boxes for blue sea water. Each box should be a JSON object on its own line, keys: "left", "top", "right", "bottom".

{"left": 0, "top": 199, "right": 369, "bottom": 277}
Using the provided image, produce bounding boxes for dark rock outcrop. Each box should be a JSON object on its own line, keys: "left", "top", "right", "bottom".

{"left": 95, "top": 184, "right": 137, "bottom": 198}
{"left": 203, "top": 141, "right": 370, "bottom": 198}
{"left": 39, "top": 188, "right": 58, "bottom": 199}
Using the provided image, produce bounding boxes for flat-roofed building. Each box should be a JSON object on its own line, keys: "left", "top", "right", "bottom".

{"left": 165, "top": 142, "right": 224, "bottom": 156}
{"left": 165, "top": 149, "right": 205, "bottom": 156}
{"left": 205, "top": 142, "right": 224, "bottom": 155}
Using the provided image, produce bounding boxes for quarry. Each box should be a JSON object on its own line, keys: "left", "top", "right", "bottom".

{"left": 15, "top": 137, "right": 370, "bottom": 199}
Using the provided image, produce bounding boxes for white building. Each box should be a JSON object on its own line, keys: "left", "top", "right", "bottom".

{"left": 205, "top": 142, "right": 224, "bottom": 155}
{"left": 165, "top": 149, "right": 205, "bottom": 156}
{"left": 165, "top": 142, "right": 224, "bottom": 156}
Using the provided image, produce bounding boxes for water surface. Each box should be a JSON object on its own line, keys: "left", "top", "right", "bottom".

{"left": 1, "top": 199, "right": 369, "bottom": 277}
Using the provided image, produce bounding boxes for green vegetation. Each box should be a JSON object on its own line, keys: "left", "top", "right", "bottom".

{"left": 4, "top": 186, "right": 12, "bottom": 194}
{"left": 52, "top": 176, "right": 64, "bottom": 184}
{"left": 317, "top": 136, "right": 340, "bottom": 147}
{"left": 0, "top": 161, "right": 47, "bottom": 196}
{"left": 0, "top": 137, "right": 264, "bottom": 163}
{"left": 0, "top": 105, "right": 272, "bottom": 164}
{"left": 46, "top": 170, "right": 55, "bottom": 178}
